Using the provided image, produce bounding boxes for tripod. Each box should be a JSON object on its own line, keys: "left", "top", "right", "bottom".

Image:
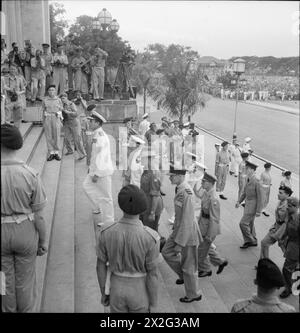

{"left": 112, "top": 61, "right": 134, "bottom": 99}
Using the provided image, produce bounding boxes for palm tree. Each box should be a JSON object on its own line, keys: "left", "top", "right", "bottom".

{"left": 150, "top": 60, "right": 210, "bottom": 123}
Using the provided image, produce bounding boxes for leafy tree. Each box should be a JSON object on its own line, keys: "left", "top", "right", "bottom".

{"left": 146, "top": 44, "right": 210, "bottom": 123}
{"left": 68, "top": 15, "right": 131, "bottom": 68}
{"left": 49, "top": 2, "right": 69, "bottom": 47}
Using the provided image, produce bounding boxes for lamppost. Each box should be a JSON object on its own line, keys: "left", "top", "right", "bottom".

{"left": 92, "top": 8, "right": 120, "bottom": 92}
{"left": 232, "top": 58, "right": 246, "bottom": 139}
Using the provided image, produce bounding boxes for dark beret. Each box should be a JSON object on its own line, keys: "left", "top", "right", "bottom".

{"left": 118, "top": 185, "right": 148, "bottom": 215}
{"left": 241, "top": 152, "right": 249, "bottom": 158}
{"left": 279, "top": 185, "right": 293, "bottom": 196}
{"left": 87, "top": 104, "right": 96, "bottom": 112}
{"left": 256, "top": 258, "right": 285, "bottom": 289}
{"left": 264, "top": 162, "right": 272, "bottom": 169}
{"left": 156, "top": 129, "right": 165, "bottom": 135}
{"left": 48, "top": 84, "right": 56, "bottom": 90}
{"left": 283, "top": 170, "right": 291, "bottom": 177}
{"left": 1, "top": 124, "right": 23, "bottom": 150}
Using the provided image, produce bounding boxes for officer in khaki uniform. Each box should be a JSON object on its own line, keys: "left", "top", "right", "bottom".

{"left": 41, "top": 84, "right": 63, "bottom": 161}
{"left": 215, "top": 141, "right": 230, "bottom": 200}
{"left": 231, "top": 258, "right": 295, "bottom": 313}
{"left": 236, "top": 161, "right": 263, "bottom": 248}
{"left": 96, "top": 185, "right": 160, "bottom": 313}
{"left": 260, "top": 185, "right": 293, "bottom": 259}
{"left": 197, "top": 173, "right": 228, "bottom": 277}
{"left": 1, "top": 124, "right": 48, "bottom": 312}
{"left": 162, "top": 165, "right": 203, "bottom": 303}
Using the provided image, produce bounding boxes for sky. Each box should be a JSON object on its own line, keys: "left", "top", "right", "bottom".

{"left": 51, "top": 0, "right": 299, "bottom": 59}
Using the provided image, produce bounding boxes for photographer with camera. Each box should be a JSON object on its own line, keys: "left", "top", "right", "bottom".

{"left": 71, "top": 46, "right": 89, "bottom": 97}
{"left": 3, "top": 63, "right": 26, "bottom": 128}
{"left": 52, "top": 43, "right": 69, "bottom": 96}
{"left": 30, "top": 49, "right": 46, "bottom": 103}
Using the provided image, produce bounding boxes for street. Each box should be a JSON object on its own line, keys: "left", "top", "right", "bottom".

{"left": 144, "top": 96, "right": 299, "bottom": 175}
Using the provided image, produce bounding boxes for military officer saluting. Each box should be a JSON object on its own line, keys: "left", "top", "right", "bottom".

{"left": 197, "top": 172, "right": 228, "bottom": 277}
{"left": 215, "top": 141, "right": 230, "bottom": 200}
{"left": 161, "top": 164, "right": 203, "bottom": 303}
{"left": 96, "top": 185, "right": 160, "bottom": 313}
{"left": 236, "top": 161, "right": 263, "bottom": 249}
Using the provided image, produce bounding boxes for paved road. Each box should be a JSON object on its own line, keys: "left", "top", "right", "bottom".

{"left": 139, "top": 96, "right": 299, "bottom": 175}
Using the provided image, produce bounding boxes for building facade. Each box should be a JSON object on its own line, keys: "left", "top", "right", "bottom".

{"left": 1, "top": 0, "right": 50, "bottom": 49}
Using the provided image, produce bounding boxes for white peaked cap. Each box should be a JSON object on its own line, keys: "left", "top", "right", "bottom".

{"left": 142, "top": 113, "right": 149, "bottom": 119}
{"left": 89, "top": 110, "right": 107, "bottom": 123}
{"left": 244, "top": 137, "right": 251, "bottom": 142}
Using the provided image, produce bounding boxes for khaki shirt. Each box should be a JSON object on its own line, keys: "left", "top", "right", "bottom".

{"left": 268, "top": 200, "right": 288, "bottom": 241}
{"left": 3, "top": 75, "right": 25, "bottom": 103}
{"left": 42, "top": 96, "right": 63, "bottom": 116}
{"left": 284, "top": 212, "right": 299, "bottom": 261}
{"left": 216, "top": 149, "right": 230, "bottom": 167}
{"left": 96, "top": 218, "right": 160, "bottom": 274}
{"left": 140, "top": 170, "right": 164, "bottom": 216}
{"left": 231, "top": 294, "right": 296, "bottom": 313}
{"left": 1, "top": 160, "right": 47, "bottom": 215}
{"left": 239, "top": 174, "right": 263, "bottom": 214}
{"left": 62, "top": 101, "right": 78, "bottom": 123}
{"left": 41, "top": 52, "right": 53, "bottom": 75}
{"left": 198, "top": 188, "right": 221, "bottom": 240}
{"left": 172, "top": 182, "right": 203, "bottom": 247}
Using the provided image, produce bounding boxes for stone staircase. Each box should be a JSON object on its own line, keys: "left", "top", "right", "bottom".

{"left": 17, "top": 121, "right": 299, "bottom": 313}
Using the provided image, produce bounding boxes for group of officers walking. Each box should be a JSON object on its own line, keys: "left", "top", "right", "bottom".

{"left": 1, "top": 100, "right": 299, "bottom": 312}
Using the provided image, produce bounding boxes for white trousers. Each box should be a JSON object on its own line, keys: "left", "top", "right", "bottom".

{"left": 83, "top": 174, "right": 114, "bottom": 224}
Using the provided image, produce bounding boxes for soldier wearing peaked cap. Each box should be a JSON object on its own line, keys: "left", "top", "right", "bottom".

{"left": 96, "top": 185, "right": 160, "bottom": 313}
{"left": 236, "top": 160, "right": 263, "bottom": 249}
{"left": 260, "top": 162, "right": 272, "bottom": 217}
{"left": 161, "top": 165, "right": 203, "bottom": 303}
{"left": 231, "top": 258, "right": 296, "bottom": 312}
{"left": 41, "top": 43, "right": 54, "bottom": 91}
{"left": 197, "top": 173, "right": 228, "bottom": 277}
{"left": 215, "top": 141, "right": 230, "bottom": 200}
{"left": 82, "top": 110, "right": 114, "bottom": 221}
{"left": 52, "top": 42, "right": 68, "bottom": 95}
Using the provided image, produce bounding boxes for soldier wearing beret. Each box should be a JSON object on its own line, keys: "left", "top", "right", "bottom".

{"left": 260, "top": 162, "right": 272, "bottom": 217}
{"left": 161, "top": 165, "right": 202, "bottom": 303}
{"left": 280, "top": 196, "right": 299, "bottom": 298}
{"left": 260, "top": 186, "right": 293, "bottom": 260}
{"left": 236, "top": 161, "right": 263, "bottom": 249}
{"left": 96, "top": 185, "right": 160, "bottom": 313}
{"left": 231, "top": 258, "right": 295, "bottom": 312}
{"left": 215, "top": 141, "right": 230, "bottom": 200}
{"left": 82, "top": 111, "right": 114, "bottom": 222}
{"left": 1, "top": 124, "right": 48, "bottom": 312}
{"left": 197, "top": 173, "right": 228, "bottom": 277}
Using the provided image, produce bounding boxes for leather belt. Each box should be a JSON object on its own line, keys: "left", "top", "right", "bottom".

{"left": 261, "top": 184, "right": 271, "bottom": 188}
{"left": 1, "top": 213, "right": 34, "bottom": 224}
{"left": 218, "top": 163, "right": 228, "bottom": 167}
{"left": 113, "top": 271, "right": 146, "bottom": 278}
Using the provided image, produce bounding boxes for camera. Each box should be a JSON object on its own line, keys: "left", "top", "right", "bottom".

{"left": 9, "top": 91, "right": 18, "bottom": 102}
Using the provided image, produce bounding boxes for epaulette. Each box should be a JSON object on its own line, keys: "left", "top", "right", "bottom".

{"left": 22, "top": 164, "right": 38, "bottom": 177}
{"left": 99, "top": 221, "right": 117, "bottom": 234}
{"left": 185, "top": 188, "right": 193, "bottom": 195}
{"left": 143, "top": 226, "right": 160, "bottom": 243}
{"left": 232, "top": 300, "right": 252, "bottom": 313}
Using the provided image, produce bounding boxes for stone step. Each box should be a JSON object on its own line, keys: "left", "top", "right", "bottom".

{"left": 19, "top": 122, "right": 33, "bottom": 140}
{"left": 35, "top": 138, "right": 64, "bottom": 312}
{"left": 17, "top": 126, "right": 43, "bottom": 164}
{"left": 41, "top": 152, "right": 75, "bottom": 312}
{"left": 74, "top": 159, "right": 105, "bottom": 313}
